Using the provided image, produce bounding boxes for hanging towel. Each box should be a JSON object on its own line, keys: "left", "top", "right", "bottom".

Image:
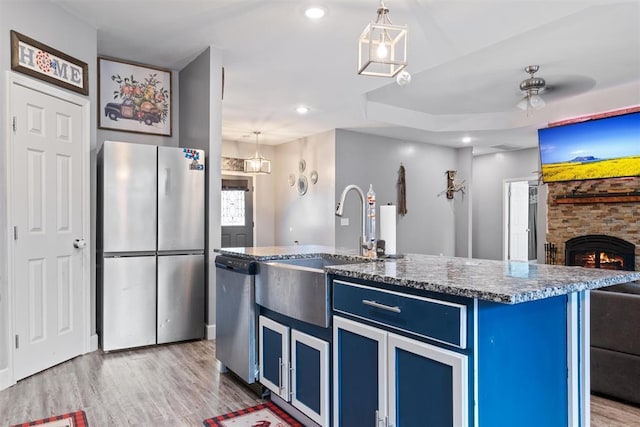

{"left": 397, "top": 164, "right": 407, "bottom": 216}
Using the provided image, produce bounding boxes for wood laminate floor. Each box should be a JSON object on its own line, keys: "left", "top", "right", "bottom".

{"left": 0, "top": 340, "right": 262, "bottom": 426}
{"left": 1, "top": 339, "right": 639, "bottom": 426}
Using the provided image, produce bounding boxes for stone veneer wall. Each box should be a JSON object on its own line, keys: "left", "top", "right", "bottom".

{"left": 546, "top": 177, "right": 640, "bottom": 270}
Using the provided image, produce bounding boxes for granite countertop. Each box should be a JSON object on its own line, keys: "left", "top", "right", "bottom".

{"left": 214, "top": 246, "right": 640, "bottom": 304}
{"left": 215, "top": 245, "right": 364, "bottom": 261}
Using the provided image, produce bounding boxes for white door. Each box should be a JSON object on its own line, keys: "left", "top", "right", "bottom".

{"left": 10, "top": 81, "right": 86, "bottom": 380}
{"left": 508, "top": 181, "right": 530, "bottom": 261}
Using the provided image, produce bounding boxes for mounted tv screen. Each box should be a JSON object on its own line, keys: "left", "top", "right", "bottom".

{"left": 538, "top": 111, "right": 640, "bottom": 183}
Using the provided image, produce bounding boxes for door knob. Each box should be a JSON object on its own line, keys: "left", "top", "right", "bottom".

{"left": 73, "top": 239, "right": 86, "bottom": 249}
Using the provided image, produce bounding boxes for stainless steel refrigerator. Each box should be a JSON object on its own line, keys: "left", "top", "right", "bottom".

{"left": 98, "top": 141, "right": 205, "bottom": 351}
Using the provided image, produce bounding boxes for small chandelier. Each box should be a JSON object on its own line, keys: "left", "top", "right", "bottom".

{"left": 517, "top": 65, "right": 546, "bottom": 114}
{"left": 358, "top": 0, "right": 408, "bottom": 78}
{"left": 244, "top": 131, "right": 271, "bottom": 174}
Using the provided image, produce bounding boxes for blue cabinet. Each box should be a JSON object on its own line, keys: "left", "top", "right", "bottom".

{"left": 291, "top": 329, "right": 330, "bottom": 426}
{"left": 387, "top": 333, "right": 468, "bottom": 427}
{"left": 259, "top": 315, "right": 330, "bottom": 426}
{"left": 259, "top": 315, "right": 289, "bottom": 400}
{"left": 333, "top": 316, "right": 387, "bottom": 426}
{"left": 333, "top": 279, "right": 470, "bottom": 427}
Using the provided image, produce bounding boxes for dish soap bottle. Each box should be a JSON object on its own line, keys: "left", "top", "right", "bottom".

{"left": 367, "top": 184, "right": 376, "bottom": 256}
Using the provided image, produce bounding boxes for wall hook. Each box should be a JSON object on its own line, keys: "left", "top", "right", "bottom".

{"left": 445, "top": 170, "right": 465, "bottom": 199}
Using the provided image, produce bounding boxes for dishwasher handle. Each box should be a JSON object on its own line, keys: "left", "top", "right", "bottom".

{"left": 215, "top": 255, "right": 257, "bottom": 275}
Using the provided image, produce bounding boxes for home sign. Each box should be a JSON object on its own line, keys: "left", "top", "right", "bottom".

{"left": 11, "top": 30, "right": 89, "bottom": 95}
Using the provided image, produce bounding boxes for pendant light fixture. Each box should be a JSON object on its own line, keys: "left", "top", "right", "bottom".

{"left": 357, "top": 0, "right": 408, "bottom": 77}
{"left": 244, "top": 131, "right": 271, "bottom": 174}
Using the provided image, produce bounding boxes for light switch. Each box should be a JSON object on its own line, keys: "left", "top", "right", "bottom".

{"left": 341, "top": 218, "right": 349, "bottom": 226}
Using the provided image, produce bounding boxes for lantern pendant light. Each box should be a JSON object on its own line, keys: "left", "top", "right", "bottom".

{"left": 357, "top": 0, "right": 408, "bottom": 78}
{"left": 244, "top": 131, "right": 271, "bottom": 174}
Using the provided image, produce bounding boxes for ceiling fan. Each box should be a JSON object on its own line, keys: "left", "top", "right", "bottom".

{"left": 515, "top": 65, "right": 597, "bottom": 112}
{"left": 517, "top": 65, "right": 546, "bottom": 111}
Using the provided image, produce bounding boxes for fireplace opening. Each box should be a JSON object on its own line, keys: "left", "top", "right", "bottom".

{"left": 565, "top": 235, "right": 635, "bottom": 271}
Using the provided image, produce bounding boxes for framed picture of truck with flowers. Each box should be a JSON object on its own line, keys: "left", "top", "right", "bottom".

{"left": 98, "top": 56, "right": 172, "bottom": 136}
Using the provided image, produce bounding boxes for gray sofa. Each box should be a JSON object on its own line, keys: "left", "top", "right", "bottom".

{"left": 591, "top": 282, "right": 640, "bottom": 406}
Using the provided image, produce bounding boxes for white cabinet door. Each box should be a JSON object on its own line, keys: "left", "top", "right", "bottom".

{"left": 259, "top": 316, "right": 290, "bottom": 400}
{"left": 387, "top": 333, "right": 468, "bottom": 427}
{"left": 291, "top": 329, "right": 330, "bottom": 426}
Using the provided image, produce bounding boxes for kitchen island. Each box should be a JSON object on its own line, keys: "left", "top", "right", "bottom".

{"left": 216, "top": 246, "right": 640, "bottom": 427}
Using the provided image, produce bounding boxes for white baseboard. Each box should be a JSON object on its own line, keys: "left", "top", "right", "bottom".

{"left": 89, "top": 334, "right": 99, "bottom": 352}
{"left": 205, "top": 323, "right": 216, "bottom": 340}
{"left": 0, "top": 367, "right": 14, "bottom": 392}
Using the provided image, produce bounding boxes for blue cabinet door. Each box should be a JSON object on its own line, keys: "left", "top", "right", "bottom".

{"left": 259, "top": 315, "right": 290, "bottom": 400}
{"left": 333, "top": 316, "right": 387, "bottom": 427}
{"left": 387, "top": 333, "right": 468, "bottom": 427}
{"left": 291, "top": 330, "right": 330, "bottom": 426}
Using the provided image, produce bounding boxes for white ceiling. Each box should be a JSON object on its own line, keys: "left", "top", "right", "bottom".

{"left": 52, "top": 0, "right": 640, "bottom": 154}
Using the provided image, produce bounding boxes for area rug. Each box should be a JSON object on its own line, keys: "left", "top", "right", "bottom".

{"left": 9, "top": 410, "right": 87, "bottom": 427}
{"left": 203, "top": 401, "right": 302, "bottom": 427}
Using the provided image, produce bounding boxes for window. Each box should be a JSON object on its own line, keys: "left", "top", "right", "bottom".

{"left": 221, "top": 190, "right": 245, "bottom": 226}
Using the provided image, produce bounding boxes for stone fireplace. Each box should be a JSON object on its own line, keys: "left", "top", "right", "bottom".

{"left": 546, "top": 177, "right": 640, "bottom": 271}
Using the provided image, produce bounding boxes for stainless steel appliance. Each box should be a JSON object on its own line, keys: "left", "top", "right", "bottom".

{"left": 215, "top": 255, "right": 258, "bottom": 384}
{"left": 98, "top": 141, "right": 205, "bottom": 351}
{"left": 156, "top": 146, "right": 205, "bottom": 344}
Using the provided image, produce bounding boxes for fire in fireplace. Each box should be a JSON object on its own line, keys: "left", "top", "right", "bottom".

{"left": 565, "top": 235, "right": 635, "bottom": 271}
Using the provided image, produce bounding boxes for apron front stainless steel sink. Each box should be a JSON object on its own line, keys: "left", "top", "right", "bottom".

{"left": 256, "top": 257, "right": 362, "bottom": 327}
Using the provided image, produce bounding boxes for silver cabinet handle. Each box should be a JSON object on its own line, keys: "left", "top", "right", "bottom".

{"left": 362, "top": 299, "right": 401, "bottom": 313}
{"left": 288, "top": 362, "right": 295, "bottom": 400}
{"left": 278, "top": 357, "right": 283, "bottom": 393}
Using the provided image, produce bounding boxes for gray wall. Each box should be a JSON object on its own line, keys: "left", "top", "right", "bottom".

{"left": 472, "top": 148, "right": 545, "bottom": 261}
{"left": 0, "top": 2, "right": 97, "bottom": 385}
{"left": 178, "top": 48, "right": 212, "bottom": 331}
{"left": 454, "top": 147, "right": 473, "bottom": 257}
{"left": 178, "top": 47, "right": 224, "bottom": 332}
{"left": 335, "top": 130, "right": 458, "bottom": 256}
{"left": 274, "top": 131, "right": 336, "bottom": 246}
{"left": 221, "top": 140, "right": 276, "bottom": 247}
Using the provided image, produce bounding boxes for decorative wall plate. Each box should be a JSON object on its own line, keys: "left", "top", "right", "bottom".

{"left": 288, "top": 174, "right": 296, "bottom": 186}
{"left": 310, "top": 170, "right": 318, "bottom": 184}
{"left": 297, "top": 176, "right": 308, "bottom": 195}
{"left": 299, "top": 159, "right": 306, "bottom": 173}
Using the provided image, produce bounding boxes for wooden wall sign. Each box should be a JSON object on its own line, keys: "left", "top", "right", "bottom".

{"left": 10, "top": 30, "right": 89, "bottom": 95}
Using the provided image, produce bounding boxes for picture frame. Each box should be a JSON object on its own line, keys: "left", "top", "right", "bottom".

{"left": 10, "top": 30, "right": 89, "bottom": 95}
{"left": 98, "top": 56, "right": 172, "bottom": 136}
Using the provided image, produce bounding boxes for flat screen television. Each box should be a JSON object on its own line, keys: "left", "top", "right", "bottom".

{"left": 537, "top": 111, "right": 640, "bottom": 183}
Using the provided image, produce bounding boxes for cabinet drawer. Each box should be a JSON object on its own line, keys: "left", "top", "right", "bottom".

{"left": 333, "top": 280, "right": 467, "bottom": 348}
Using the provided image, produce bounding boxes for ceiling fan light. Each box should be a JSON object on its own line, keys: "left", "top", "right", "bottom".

{"left": 530, "top": 93, "right": 545, "bottom": 109}
{"left": 516, "top": 97, "right": 529, "bottom": 111}
{"left": 516, "top": 65, "right": 547, "bottom": 112}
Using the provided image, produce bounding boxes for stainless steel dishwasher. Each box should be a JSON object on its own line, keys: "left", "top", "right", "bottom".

{"left": 215, "top": 255, "right": 258, "bottom": 384}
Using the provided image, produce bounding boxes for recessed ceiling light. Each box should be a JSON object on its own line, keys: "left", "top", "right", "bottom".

{"left": 305, "top": 6, "right": 326, "bottom": 19}
{"left": 462, "top": 136, "right": 472, "bottom": 144}
{"left": 296, "top": 105, "right": 310, "bottom": 114}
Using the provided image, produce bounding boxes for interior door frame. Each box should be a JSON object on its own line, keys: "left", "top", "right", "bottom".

{"left": 502, "top": 175, "right": 536, "bottom": 261}
{"left": 221, "top": 172, "right": 255, "bottom": 246}
{"left": 3, "top": 71, "right": 91, "bottom": 389}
